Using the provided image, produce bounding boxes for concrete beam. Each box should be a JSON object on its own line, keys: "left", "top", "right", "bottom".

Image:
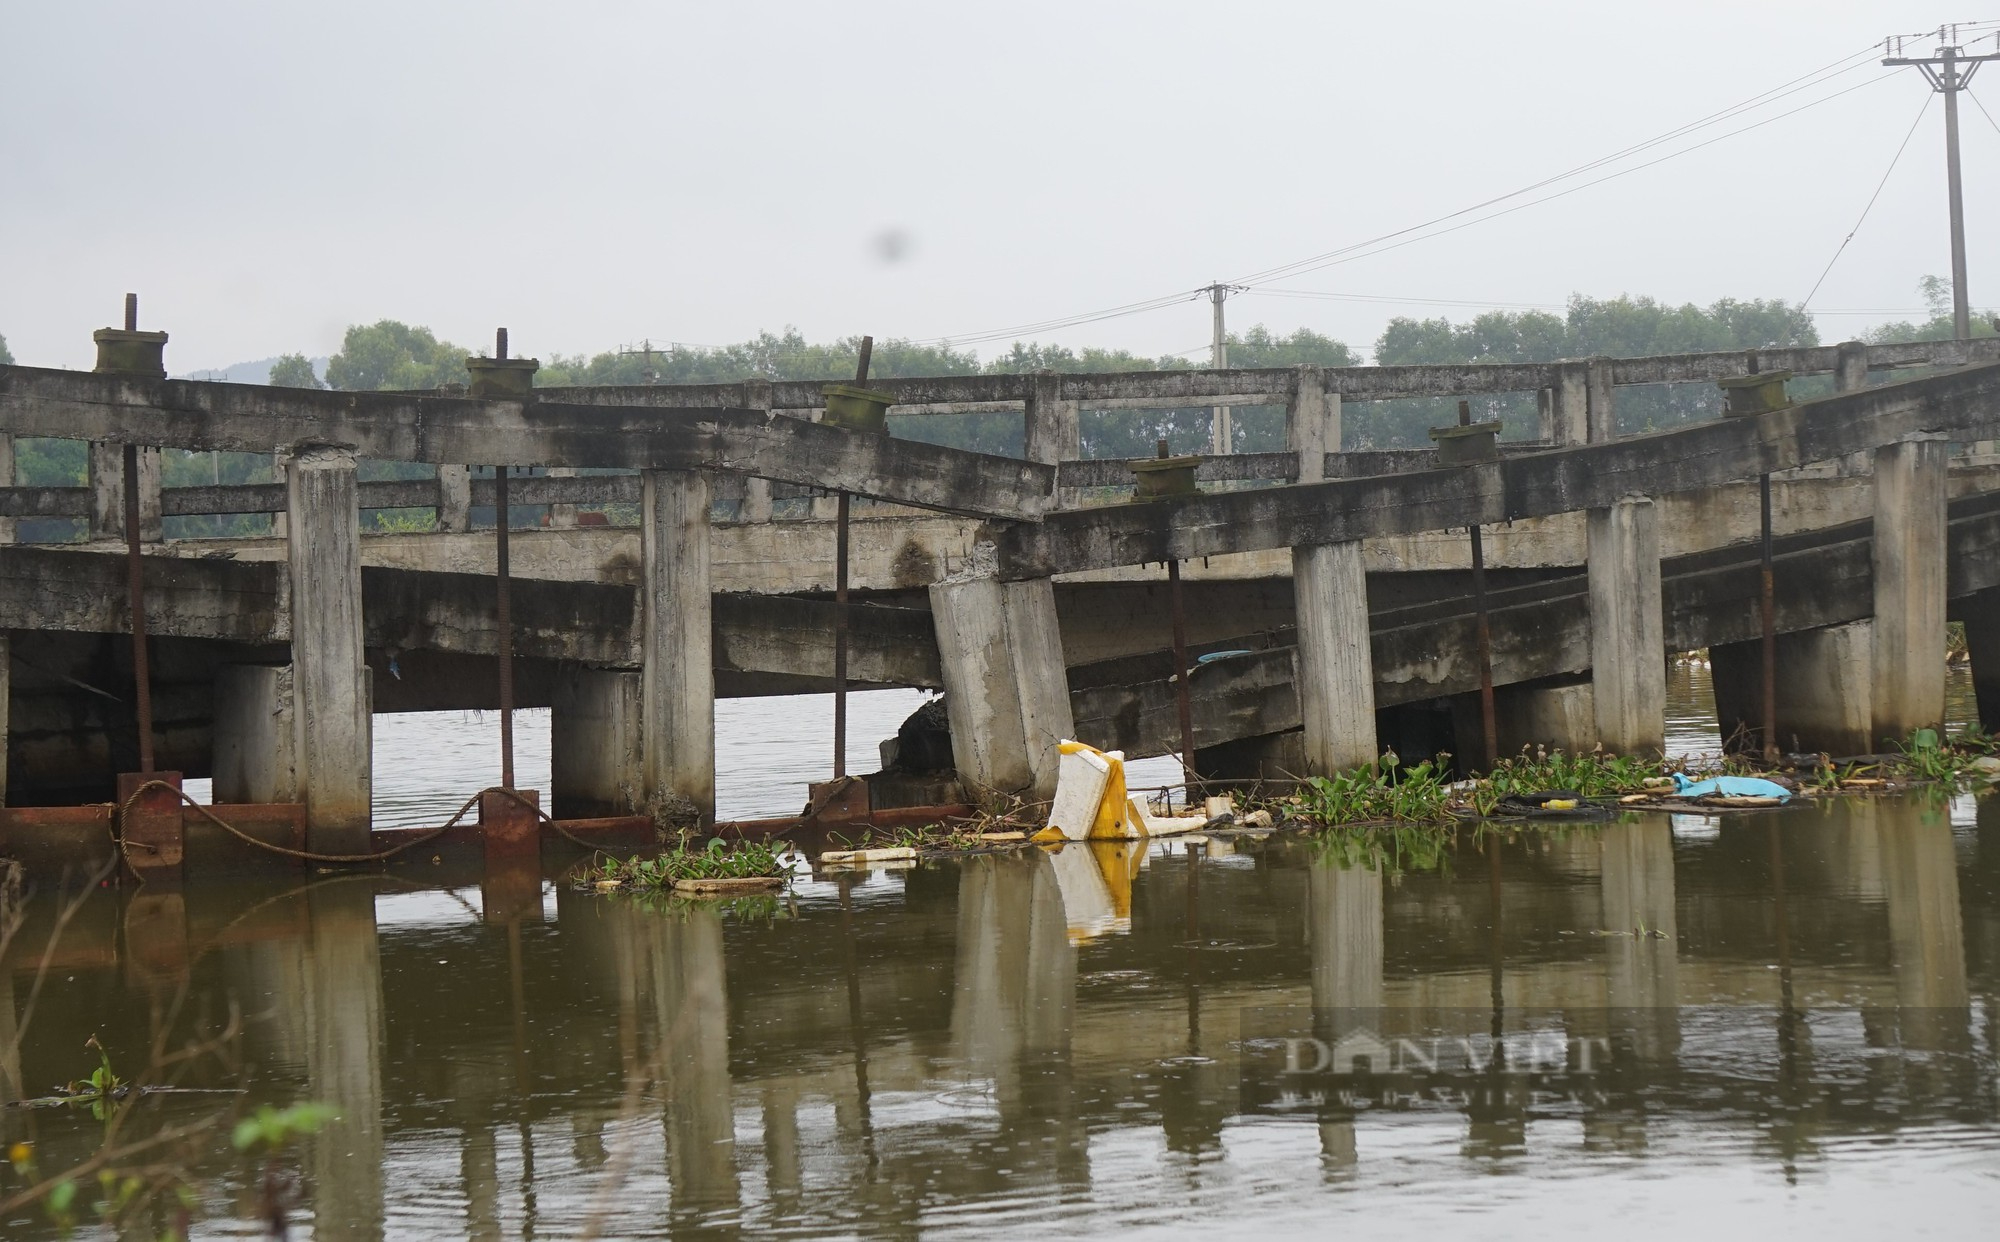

{"left": 286, "top": 447, "right": 371, "bottom": 850}
{"left": 0, "top": 367, "right": 1053, "bottom": 521}
{"left": 994, "top": 361, "right": 2000, "bottom": 578}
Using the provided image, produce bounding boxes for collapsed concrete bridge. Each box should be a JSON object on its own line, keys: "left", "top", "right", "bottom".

{"left": 4, "top": 325, "right": 2000, "bottom": 855}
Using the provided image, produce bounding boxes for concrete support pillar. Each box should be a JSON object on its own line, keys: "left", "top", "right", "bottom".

{"left": 1293, "top": 540, "right": 1377, "bottom": 773}
{"left": 1587, "top": 497, "right": 1664, "bottom": 755}
{"left": 929, "top": 571, "right": 1073, "bottom": 800}
{"left": 551, "top": 666, "right": 644, "bottom": 819}
{"left": 1024, "top": 370, "right": 1080, "bottom": 507}
{"left": 1835, "top": 340, "right": 1870, "bottom": 392}
{"left": 1585, "top": 356, "right": 1616, "bottom": 443}
{"left": 0, "top": 432, "right": 14, "bottom": 544}
{"left": 738, "top": 380, "right": 775, "bottom": 523}
{"left": 286, "top": 446, "right": 372, "bottom": 851}
{"left": 435, "top": 465, "right": 472, "bottom": 533}
{"left": 88, "top": 442, "right": 161, "bottom": 542}
{"left": 1871, "top": 439, "right": 1948, "bottom": 743}
{"left": 0, "top": 632, "right": 8, "bottom": 807}
{"left": 1710, "top": 621, "right": 1872, "bottom": 756}
{"left": 1541, "top": 360, "right": 1595, "bottom": 445}
{"left": 641, "top": 470, "right": 714, "bottom": 823}
{"left": 1286, "top": 366, "right": 1339, "bottom": 481}
{"left": 212, "top": 664, "right": 298, "bottom": 803}
{"left": 546, "top": 466, "right": 577, "bottom": 528}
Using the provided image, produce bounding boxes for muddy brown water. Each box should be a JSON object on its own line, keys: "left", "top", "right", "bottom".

{"left": 0, "top": 672, "right": 1994, "bottom": 1238}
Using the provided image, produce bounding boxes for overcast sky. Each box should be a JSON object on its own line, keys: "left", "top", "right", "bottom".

{"left": 4, "top": 0, "right": 1996, "bottom": 372}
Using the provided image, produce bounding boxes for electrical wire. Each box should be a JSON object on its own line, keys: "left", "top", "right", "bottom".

{"left": 1231, "top": 42, "right": 1891, "bottom": 289}
{"left": 1243, "top": 71, "right": 1898, "bottom": 287}
{"left": 910, "top": 288, "right": 1206, "bottom": 347}
{"left": 898, "top": 34, "right": 1965, "bottom": 353}
{"left": 1971, "top": 87, "right": 2000, "bottom": 138}
{"left": 1801, "top": 93, "right": 1933, "bottom": 309}
{"left": 1242, "top": 289, "right": 1567, "bottom": 312}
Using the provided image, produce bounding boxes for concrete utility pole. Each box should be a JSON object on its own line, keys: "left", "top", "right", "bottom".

{"left": 1885, "top": 27, "right": 2000, "bottom": 340}
{"left": 1206, "top": 282, "right": 1234, "bottom": 454}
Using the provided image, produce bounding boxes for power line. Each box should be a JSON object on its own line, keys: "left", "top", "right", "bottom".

{"left": 1243, "top": 289, "right": 1568, "bottom": 312}
{"left": 1801, "top": 93, "right": 1934, "bottom": 309}
{"left": 900, "top": 36, "right": 1943, "bottom": 352}
{"left": 1971, "top": 86, "right": 2000, "bottom": 136}
{"left": 911, "top": 288, "right": 1206, "bottom": 348}
{"left": 1231, "top": 42, "right": 1890, "bottom": 289}
{"left": 1244, "top": 71, "right": 1896, "bottom": 288}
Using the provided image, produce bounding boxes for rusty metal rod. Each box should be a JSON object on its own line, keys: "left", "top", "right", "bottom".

{"left": 1167, "top": 556, "right": 1198, "bottom": 793}
{"left": 831, "top": 336, "right": 872, "bottom": 781}
{"left": 1470, "top": 521, "right": 1498, "bottom": 772}
{"left": 833, "top": 490, "right": 851, "bottom": 779}
{"left": 1157, "top": 439, "right": 1199, "bottom": 795}
{"left": 122, "top": 442, "right": 154, "bottom": 773}
{"left": 496, "top": 464, "right": 515, "bottom": 790}
{"left": 1760, "top": 471, "right": 1777, "bottom": 762}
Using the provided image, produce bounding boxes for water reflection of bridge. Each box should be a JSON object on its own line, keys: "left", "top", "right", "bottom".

{"left": 0, "top": 797, "right": 1992, "bottom": 1231}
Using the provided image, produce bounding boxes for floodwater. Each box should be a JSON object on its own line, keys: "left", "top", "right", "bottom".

{"left": 2, "top": 674, "right": 1994, "bottom": 1238}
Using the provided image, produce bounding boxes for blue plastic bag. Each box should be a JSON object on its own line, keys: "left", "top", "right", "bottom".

{"left": 1671, "top": 772, "right": 1791, "bottom": 801}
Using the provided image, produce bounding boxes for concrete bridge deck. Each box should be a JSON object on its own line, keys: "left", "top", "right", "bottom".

{"left": 4, "top": 331, "right": 2000, "bottom": 845}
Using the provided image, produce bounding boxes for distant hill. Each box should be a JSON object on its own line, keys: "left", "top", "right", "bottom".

{"left": 178, "top": 356, "right": 329, "bottom": 384}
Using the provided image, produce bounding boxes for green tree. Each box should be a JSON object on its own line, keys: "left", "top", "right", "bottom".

{"left": 1866, "top": 275, "right": 1999, "bottom": 344}
{"left": 0, "top": 332, "right": 12, "bottom": 365}
{"left": 1364, "top": 293, "right": 1820, "bottom": 445}
{"left": 324, "top": 321, "right": 470, "bottom": 392}
{"left": 267, "top": 353, "right": 323, "bottom": 388}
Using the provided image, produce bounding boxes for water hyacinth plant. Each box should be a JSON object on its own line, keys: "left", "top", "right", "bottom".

{"left": 585, "top": 838, "right": 791, "bottom": 890}
{"left": 1293, "top": 753, "right": 1456, "bottom": 827}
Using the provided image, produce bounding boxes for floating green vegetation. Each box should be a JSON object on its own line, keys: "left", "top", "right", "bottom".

{"left": 1480, "top": 745, "right": 1670, "bottom": 801}
{"left": 1292, "top": 754, "right": 1456, "bottom": 827}
{"left": 1889, "top": 727, "right": 1994, "bottom": 783}
{"left": 830, "top": 821, "right": 988, "bottom": 853}
{"left": 584, "top": 838, "right": 790, "bottom": 890}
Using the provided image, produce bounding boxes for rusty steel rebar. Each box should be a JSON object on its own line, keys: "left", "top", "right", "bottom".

{"left": 494, "top": 326, "right": 516, "bottom": 789}
{"left": 833, "top": 490, "right": 851, "bottom": 779}
{"left": 1470, "top": 522, "right": 1498, "bottom": 772}
{"left": 1458, "top": 400, "right": 1498, "bottom": 771}
{"left": 1159, "top": 441, "right": 1198, "bottom": 794}
{"left": 1760, "top": 471, "right": 1778, "bottom": 762}
{"left": 122, "top": 442, "right": 154, "bottom": 773}
{"left": 496, "top": 463, "right": 514, "bottom": 789}
{"left": 831, "top": 336, "right": 873, "bottom": 780}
